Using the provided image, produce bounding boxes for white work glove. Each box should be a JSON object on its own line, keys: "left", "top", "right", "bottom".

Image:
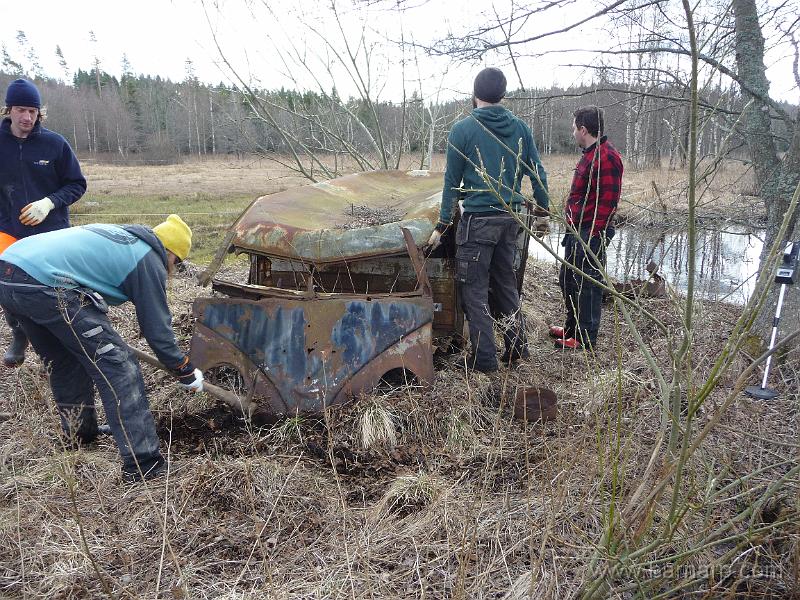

{"left": 19, "top": 197, "right": 55, "bottom": 226}
{"left": 427, "top": 229, "right": 442, "bottom": 250}
{"left": 178, "top": 368, "right": 204, "bottom": 392}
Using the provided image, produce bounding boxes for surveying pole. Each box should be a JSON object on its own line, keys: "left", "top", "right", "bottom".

{"left": 746, "top": 240, "right": 800, "bottom": 400}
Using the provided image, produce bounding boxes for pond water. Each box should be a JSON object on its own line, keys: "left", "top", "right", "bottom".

{"left": 529, "top": 225, "right": 765, "bottom": 304}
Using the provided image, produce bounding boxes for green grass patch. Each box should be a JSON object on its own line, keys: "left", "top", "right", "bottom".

{"left": 70, "top": 193, "right": 254, "bottom": 264}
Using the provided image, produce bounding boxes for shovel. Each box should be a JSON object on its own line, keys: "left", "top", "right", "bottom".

{"left": 127, "top": 345, "right": 257, "bottom": 418}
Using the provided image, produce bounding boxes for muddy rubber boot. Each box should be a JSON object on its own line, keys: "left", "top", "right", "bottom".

{"left": 3, "top": 313, "right": 28, "bottom": 367}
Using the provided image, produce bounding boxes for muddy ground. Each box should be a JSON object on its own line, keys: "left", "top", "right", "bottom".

{"left": 0, "top": 252, "right": 797, "bottom": 598}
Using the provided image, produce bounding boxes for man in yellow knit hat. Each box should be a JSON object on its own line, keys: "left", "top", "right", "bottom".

{"left": 153, "top": 214, "right": 192, "bottom": 264}
{"left": 0, "top": 215, "right": 201, "bottom": 483}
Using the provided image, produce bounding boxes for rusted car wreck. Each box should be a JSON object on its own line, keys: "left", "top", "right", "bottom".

{"left": 191, "top": 170, "right": 530, "bottom": 417}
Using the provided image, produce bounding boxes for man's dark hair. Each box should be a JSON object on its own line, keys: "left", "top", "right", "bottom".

{"left": 0, "top": 105, "right": 46, "bottom": 123}
{"left": 573, "top": 106, "right": 604, "bottom": 138}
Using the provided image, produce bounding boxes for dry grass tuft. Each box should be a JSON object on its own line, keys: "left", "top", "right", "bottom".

{"left": 358, "top": 395, "right": 398, "bottom": 450}
{"left": 268, "top": 414, "right": 307, "bottom": 445}
{"left": 372, "top": 471, "right": 449, "bottom": 523}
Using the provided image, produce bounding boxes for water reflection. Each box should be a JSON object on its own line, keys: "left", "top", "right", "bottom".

{"left": 529, "top": 225, "right": 764, "bottom": 304}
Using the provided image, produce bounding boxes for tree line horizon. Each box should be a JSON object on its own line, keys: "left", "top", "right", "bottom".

{"left": 1, "top": 66, "right": 795, "bottom": 175}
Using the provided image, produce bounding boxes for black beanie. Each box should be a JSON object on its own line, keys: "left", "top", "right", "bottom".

{"left": 473, "top": 68, "right": 506, "bottom": 104}
{"left": 5, "top": 79, "right": 41, "bottom": 109}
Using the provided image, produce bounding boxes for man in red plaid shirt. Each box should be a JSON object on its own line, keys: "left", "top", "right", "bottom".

{"left": 551, "top": 106, "right": 623, "bottom": 349}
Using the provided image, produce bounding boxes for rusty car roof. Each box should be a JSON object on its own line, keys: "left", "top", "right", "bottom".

{"left": 231, "top": 170, "right": 444, "bottom": 264}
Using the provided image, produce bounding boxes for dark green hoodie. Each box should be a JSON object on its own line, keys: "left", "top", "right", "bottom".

{"left": 439, "top": 105, "right": 548, "bottom": 224}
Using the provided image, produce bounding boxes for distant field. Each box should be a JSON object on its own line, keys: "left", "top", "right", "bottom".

{"left": 70, "top": 157, "right": 310, "bottom": 262}
{"left": 71, "top": 154, "right": 758, "bottom": 263}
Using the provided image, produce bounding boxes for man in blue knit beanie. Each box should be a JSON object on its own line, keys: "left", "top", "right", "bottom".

{"left": 0, "top": 78, "right": 87, "bottom": 367}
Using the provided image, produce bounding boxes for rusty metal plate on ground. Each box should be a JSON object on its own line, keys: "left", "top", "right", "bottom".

{"left": 513, "top": 387, "right": 558, "bottom": 423}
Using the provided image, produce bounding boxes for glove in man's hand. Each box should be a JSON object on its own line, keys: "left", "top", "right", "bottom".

{"left": 19, "top": 197, "right": 55, "bottom": 226}
{"left": 427, "top": 229, "right": 442, "bottom": 250}
{"left": 533, "top": 216, "right": 550, "bottom": 239}
{"left": 178, "top": 368, "right": 204, "bottom": 392}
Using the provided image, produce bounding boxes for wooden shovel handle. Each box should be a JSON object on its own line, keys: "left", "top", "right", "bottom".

{"left": 127, "top": 345, "right": 254, "bottom": 416}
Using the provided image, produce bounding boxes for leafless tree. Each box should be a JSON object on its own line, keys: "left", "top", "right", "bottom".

{"left": 200, "top": 0, "right": 451, "bottom": 179}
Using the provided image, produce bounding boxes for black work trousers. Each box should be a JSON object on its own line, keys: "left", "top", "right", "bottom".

{"left": 0, "top": 261, "right": 163, "bottom": 474}
{"left": 558, "top": 231, "right": 610, "bottom": 347}
{"left": 456, "top": 213, "right": 527, "bottom": 370}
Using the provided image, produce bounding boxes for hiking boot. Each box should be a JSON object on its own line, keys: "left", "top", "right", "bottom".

{"left": 3, "top": 326, "right": 28, "bottom": 367}
{"left": 122, "top": 456, "right": 167, "bottom": 484}
{"left": 500, "top": 347, "right": 530, "bottom": 364}
{"left": 60, "top": 418, "right": 101, "bottom": 450}
{"left": 548, "top": 325, "right": 566, "bottom": 339}
{"left": 554, "top": 337, "right": 583, "bottom": 350}
{"left": 465, "top": 354, "right": 498, "bottom": 374}
{"left": 62, "top": 433, "right": 99, "bottom": 451}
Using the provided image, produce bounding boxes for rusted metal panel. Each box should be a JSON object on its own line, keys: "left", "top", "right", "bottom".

{"left": 231, "top": 170, "right": 444, "bottom": 264}
{"left": 248, "top": 250, "right": 461, "bottom": 330}
{"left": 190, "top": 287, "right": 434, "bottom": 415}
{"left": 193, "top": 222, "right": 437, "bottom": 415}
{"left": 250, "top": 258, "right": 458, "bottom": 333}
{"left": 402, "top": 227, "right": 432, "bottom": 297}
{"left": 229, "top": 170, "right": 468, "bottom": 338}
{"left": 265, "top": 254, "right": 453, "bottom": 290}
{"left": 190, "top": 171, "right": 486, "bottom": 415}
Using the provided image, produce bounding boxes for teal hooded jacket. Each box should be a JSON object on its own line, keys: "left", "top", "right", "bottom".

{"left": 439, "top": 105, "right": 548, "bottom": 224}
{"left": 2, "top": 223, "right": 185, "bottom": 369}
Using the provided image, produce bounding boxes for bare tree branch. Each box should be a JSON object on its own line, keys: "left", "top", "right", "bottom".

{"left": 541, "top": 45, "right": 794, "bottom": 124}
{"left": 424, "top": 0, "right": 664, "bottom": 60}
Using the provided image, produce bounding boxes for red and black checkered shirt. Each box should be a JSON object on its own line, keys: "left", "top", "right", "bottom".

{"left": 565, "top": 136, "right": 623, "bottom": 236}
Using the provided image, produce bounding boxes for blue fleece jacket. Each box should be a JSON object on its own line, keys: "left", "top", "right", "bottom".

{"left": 440, "top": 105, "right": 548, "bottom": 224}
{"left": 0, "top": 118, "right": 86, "bottom": 239}
{"left": 1, "top": 224, "right": 185, "bottom": 369}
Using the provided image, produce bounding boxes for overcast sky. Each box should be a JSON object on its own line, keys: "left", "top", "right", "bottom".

{"left": 1, "top": 0, "right": 797, "bottom": 103}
